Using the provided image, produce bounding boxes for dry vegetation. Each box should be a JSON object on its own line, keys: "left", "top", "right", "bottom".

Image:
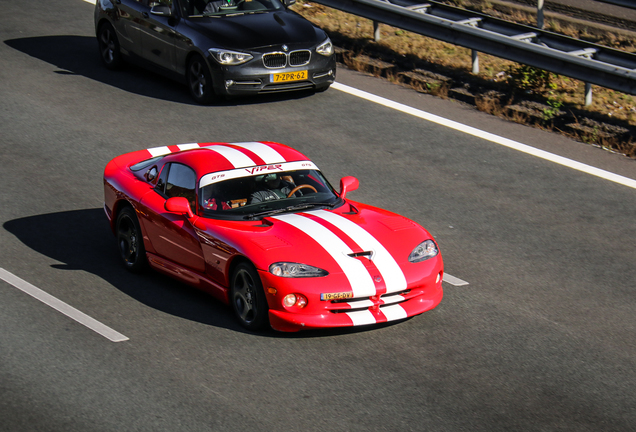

{"left": 292, "top": 1, "right": 636, "bottom": 157}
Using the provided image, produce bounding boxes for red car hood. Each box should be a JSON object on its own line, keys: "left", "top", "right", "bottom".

{"left": 199, "top": 202, "right": 438, "bottom": 296}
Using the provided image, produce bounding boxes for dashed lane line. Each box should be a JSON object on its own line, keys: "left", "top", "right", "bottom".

{"left": 443, "top": 273, "right": 469, "bottom": 286}
{"left": 0, "top": 268, "right": 129, "bottom": 342}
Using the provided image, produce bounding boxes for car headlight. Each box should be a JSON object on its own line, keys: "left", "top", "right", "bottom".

{"left": 208, "top": 48, "right": 253, "bottom": 65}
{"left": 316, "top": 38, "right": 333, "bottom": 56}
{"left": 270, "top": 262, "right": 328, "bottom": 277}
{"left": 408, "top": 240, "right": 439, "bottom": 263}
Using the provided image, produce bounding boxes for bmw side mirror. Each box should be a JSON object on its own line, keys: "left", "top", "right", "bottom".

{"left": 150, "top": 5, "right": 173, "bottom": 17}
{"left": 339, "top": 176, "right": 359, "bottom": 200}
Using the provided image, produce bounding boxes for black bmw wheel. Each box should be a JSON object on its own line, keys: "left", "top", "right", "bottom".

{"left": 187, "top": 55, "right": 215, "bottom": 105}
{"left": 116, "top": 207, "right": 146, "bottom": 272}
{"left": 230, "top": 263, "right": 269, "bottom": 331}
{"left": 97, "top": 23, "right": 122, "bottom": 70}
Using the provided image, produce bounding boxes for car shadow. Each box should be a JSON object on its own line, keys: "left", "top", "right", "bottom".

{"left": 4, "top": 209, "right": 399, "bottom": 338}
{"left": 4, "top": 35, "right": 320, "bottom": 106}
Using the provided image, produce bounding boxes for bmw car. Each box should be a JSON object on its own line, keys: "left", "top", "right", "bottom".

{"left": 95, "top": 0, "right": 336, "bottom": 103}
{"left": 104, "top": 142, "right": 443, "bottom": 332}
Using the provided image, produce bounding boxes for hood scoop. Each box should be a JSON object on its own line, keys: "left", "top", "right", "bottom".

{"left": 348, "top": 251, "right": 373, "bottom": 260}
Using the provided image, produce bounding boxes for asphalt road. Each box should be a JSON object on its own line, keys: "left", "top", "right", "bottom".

{"left": 1, "top": 0, "right": 635, "bottom": 431}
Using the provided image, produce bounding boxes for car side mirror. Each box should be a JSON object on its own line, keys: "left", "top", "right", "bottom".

{"left": 165, "top": 197, "right": 194, "bottom": 218}
{"left": 339, "top": 176, "right": 359, "bottom": 200}
{"left": 165, "top": 197, "right": 207, "bottom": 230}
{"left": 150, "top": 4, "right": 173, "bottom": 17}
{"left": 282, "top": 0, "right": 296, "bottom": 7}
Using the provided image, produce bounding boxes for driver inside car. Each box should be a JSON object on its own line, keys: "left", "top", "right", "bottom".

{"left": 250, "top": 174, "right": 299, "bottom": 203}
{"left": 203, "top": 0, "right": 237, "bottom": 13}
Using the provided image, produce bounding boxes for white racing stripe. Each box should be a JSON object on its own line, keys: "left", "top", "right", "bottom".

{"left": 381, "top": 304, "right": 408, "bottom": 321}
{"left": 309, "top": 210, "right": 408, "bottom": 293}
{"left": 333, "top": 82, "right": 636, "bottom": 190}
{"left": 0, "top": 268, "right": 128, "bottom": 342}
{"left": 177, "top": 143, "right": 200, "bottom": 151}
{"left": 230, "top": 142, "right": 286, "bottom": 164}
{"left": 148, "top": 146, "right": 171, "bottom": 157}
{"left": 204, "top": 145, "right": 255, "bottom": 168}
{"left": 272, "top": 214, "right": 376, "bottom": 297}
{"left": 345, "top": 309, "right": 377, "bottom": 326}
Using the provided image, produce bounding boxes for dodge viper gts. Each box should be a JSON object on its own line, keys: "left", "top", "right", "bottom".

{"left": 104, "top": 142, "right": 443, "bottom": 331}
{"left": 94, "top": 0, "right": 336, "bottom": 103}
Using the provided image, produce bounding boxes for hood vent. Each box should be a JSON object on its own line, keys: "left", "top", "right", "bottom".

{"left": 348, "top": 251, "right": 373, "bottom": 259}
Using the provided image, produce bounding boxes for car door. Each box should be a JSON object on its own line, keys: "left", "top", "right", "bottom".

{"left": 137, "top": 0, "right": 180, "bottom": 72}
{"left": 139, "top": 162, "right": 206, "bottom": 272}
{"left": 112, "top": 0, "right": 147, "bottom": 56}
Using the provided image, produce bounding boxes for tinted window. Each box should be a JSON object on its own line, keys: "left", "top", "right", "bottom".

{"left": 166, "top": 163, "right": 197, "bottom": 210}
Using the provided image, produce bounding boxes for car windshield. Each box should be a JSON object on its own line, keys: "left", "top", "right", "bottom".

{"left": 199, "top": 168, "right": 341, "bottom": 219}
{"left": 188, "top": 0, "right": 284, "bottom": 16}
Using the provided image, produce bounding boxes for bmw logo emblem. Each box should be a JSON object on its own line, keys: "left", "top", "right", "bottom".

{"left": 282, "top": 45, "right": 289, "bottom": 52}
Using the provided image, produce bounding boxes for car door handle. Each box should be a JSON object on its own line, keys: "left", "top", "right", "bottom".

{"left": 142, "top": 12, "right": 149, "bottom": 18}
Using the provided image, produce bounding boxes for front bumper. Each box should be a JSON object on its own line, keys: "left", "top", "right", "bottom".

{"left": 259, "top": 262, "right": 444, "bottom": 332}
{"left": 210, "top": 54, "right": 336, "bottom": 96}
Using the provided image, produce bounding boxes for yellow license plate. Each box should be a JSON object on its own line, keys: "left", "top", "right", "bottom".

{"left": 271, "top": 70, "right": 308, "bottom": 83}
{"left": 321, "top": 292, "right": 354, "bottom": 301}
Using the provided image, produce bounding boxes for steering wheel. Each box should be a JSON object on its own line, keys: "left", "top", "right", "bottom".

{"left": 287, "top": 184, "right": 317, "bottom": 197}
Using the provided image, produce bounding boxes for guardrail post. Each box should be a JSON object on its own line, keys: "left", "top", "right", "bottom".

{"left": 472, "top": 50, "right": 479, "bottom": 74}
{"left": 585, "top": 82, "right": 593, "bottom": 106}
{"left": 374, "top": 21, "right": 381, "bottom": 42}
{"left": 537, "top": 0, "right": 544, "bottom": 29}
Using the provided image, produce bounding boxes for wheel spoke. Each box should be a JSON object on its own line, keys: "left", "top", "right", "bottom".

{"left": 234, "top": 271, "right": 255, "bottom": 323}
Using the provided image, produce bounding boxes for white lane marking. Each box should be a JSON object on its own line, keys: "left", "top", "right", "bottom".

{"left": 308, "top": 210, "right": 408, "bottom": 293}
{"left": 333, "top": 82, "right": 636, "bottom": 190}
{"left": 83, "top": 0, "right": 96, "bottom": 4}
{"left": 443, "top": 273, "right": 469, "bottom": 286}
{"left": 230, "top": 142, "right": 286, "bottom": 164}
{"left": 0, "top": 268, "right": 129, "bottom": 342}
{"left": 272, "top": 214, "right": 377, "bottom": 297}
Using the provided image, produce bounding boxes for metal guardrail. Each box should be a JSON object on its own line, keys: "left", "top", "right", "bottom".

{"left": 312, "top": 0, "right": 636, "bottom": 95}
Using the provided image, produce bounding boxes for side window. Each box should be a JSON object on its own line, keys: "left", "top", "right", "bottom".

{"left": 155, "top": 163, "right": 170, "bottom": 195}
{"left": 165, "top": 163, "right": 197, "bottom": 210}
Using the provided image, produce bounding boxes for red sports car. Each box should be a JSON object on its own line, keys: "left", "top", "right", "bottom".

{"left": 104, "top": 142, "right": 443, "bottom": 331}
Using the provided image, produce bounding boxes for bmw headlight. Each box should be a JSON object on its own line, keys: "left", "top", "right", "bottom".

{"left": 316, "top": 38, "right": 333, "bottom": 56}
{"left": 408, "top": 240, "right": 439, "bottom": 263}
{"left": 270, "top": 262, "right": 328, "bottom": 277}
{"left": 209, "top": 48, "right": 253, "bottom": 65}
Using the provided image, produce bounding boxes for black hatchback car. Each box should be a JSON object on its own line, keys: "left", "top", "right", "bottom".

{"left": 95, "top": 0, "right": 336, "bottom": 103}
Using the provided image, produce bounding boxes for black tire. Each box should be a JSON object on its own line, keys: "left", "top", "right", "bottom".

{"left": 230, "top": 263, "right": 269, "bottom": 331}
{"left": 97, "top": 22, "right": 123, "bottom": 70}
{"left": 187, "top": 55, "right": 216, "bottom": 105}
{"left": 115, "top": 207, "right": 147, "bottom": 272}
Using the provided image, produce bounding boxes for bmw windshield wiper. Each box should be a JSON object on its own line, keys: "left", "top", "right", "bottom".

{"left": 244, "top": 201, "right": 339, "bottom": 220}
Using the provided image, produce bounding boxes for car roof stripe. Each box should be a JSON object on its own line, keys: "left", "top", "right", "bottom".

{"left": 178, "top": 143, "right": 200, "bottom": 151}
{"left": 229, "top": 142, "right": 286, "bottom": 164}
{"left": 271, "top": 213, "right": 376, "bottom": 298}
{"left": 147, "top": 146, "right": 172, "bottom": 157}
{"left": 308, "top": 210, "right": 408, "bottom": 294}
{"left": 204, "top": 145, "right": 256, "bottom": 168}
